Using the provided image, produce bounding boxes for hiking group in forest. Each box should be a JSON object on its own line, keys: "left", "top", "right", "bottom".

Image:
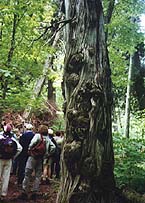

{"left": 0, "top": 122, "right": 64, "bottom": 201}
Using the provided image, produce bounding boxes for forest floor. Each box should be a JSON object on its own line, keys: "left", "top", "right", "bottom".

{"left": 2, "top": 174, "right": 145, "bottom": 203}
{"left": 2, "top": 174, "right": 124, "bottom": 203}
{"left": 4, "top": 174, "right": 59, "bottom": 203}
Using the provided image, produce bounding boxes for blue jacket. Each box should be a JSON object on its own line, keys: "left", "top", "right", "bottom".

{"left": 19, "top": 130, "right": 34, "bottom": 155}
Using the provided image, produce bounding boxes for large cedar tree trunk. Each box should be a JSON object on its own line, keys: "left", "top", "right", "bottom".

{"left": 57, "top": 0, "right": 115, "bottom": 203}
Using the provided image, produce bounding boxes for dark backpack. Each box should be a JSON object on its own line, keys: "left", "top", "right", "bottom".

{"left": 0, "top": 134, "right": 17, "bottom": 159}
{"left": 28, "top": 134, "right": 46, "bottom": 158}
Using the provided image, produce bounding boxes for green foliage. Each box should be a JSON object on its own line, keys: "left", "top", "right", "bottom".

{"left": 30, "top": 97, "right": 46, "bottom": 113}
{"left": 113, "top": 132, "right": 145, "bottom": 192}
{"left": 0, "top": 0, "right": 59, "bottom": 112}
{"left": 0, "top": 90, "right": 31, "bottom": 112}
{"left": 106, "top": 0, "right": 145, "bottom": 112}
{"left": 51, "top": 114, "right": 65, "bottom": 131}
{"left": 131, "top": 110, "right": 145, "bottom": 138}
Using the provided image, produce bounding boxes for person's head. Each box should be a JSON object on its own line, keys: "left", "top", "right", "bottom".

{"left": 48, "top": 128, "right": 54, "bottom": 136}
{"left": 55, "top": 131, "right": 61, "bottom": 137}
{"left": 38, "top": 125, "right": 48, "bottom": 136}
{"left": 4, "top": 124, "right": 12, "bottom": 133}
{"left": 25, "top": 123, "right": 33, "bottom": 131}
{"left": 13, "top": 128, "right": 21, "bottom": 137}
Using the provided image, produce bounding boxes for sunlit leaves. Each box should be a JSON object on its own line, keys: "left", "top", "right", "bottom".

{"left": 105, "top": 0, "right": 145, "bottom": 110}
{"left": 0, "top": 0, "right": 58, "bottom": 110}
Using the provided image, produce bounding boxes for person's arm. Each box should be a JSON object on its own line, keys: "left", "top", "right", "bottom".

{"left": 49, "top": 139, "right": 56, "bottom": 154}
{"left": 29, "top": 133, "right": 40, "bottom": 149}
{"left": 12, "top": 137, "right": 23, "bottom": 159}
{"left": 0, "top": 134, "right": 3, "bottom": 139}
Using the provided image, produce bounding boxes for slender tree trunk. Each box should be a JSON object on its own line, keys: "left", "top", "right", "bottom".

{"left": 57, "top": 1, "right": 115, "bottom": 203}
{"left": 132, "top": 47, "right": 145, "bottom": 110}
{"left": 124, "top": 54, "right": 133, "bottom": 138}
{"left": 2, "top": 13, "right": 18, "bottom": 99}
{"left": 0, "top": 21, "right": 3, "bottom": 43}
{"left": 22, "top": 55, "right": 51, "bottom": 120}
{"left": 104, "top": 0, "right": 115, "bottom": 41}
{"left": 23, "top": 31, "right": 60, "bottom": 120}
{"left": 48, "top": 79, "right": 56, "bottom": 102}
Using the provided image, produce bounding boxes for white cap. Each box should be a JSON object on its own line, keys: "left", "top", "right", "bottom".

{"left": 26, "top": 123, "right": 33, "bottom": 130}
{"left": 48, "top": 129, "right": 53, "bottom": 134}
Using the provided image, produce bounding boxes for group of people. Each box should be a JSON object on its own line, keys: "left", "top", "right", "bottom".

{"left": 0, "top": 122, "right": 64, "bottom": 201}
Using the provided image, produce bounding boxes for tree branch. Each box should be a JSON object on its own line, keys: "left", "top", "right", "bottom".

{"left": 33, "top": 18, "right": 74, "bottom": 42}
{"left": 104, "top": 0, "right": 115, "bottom": 25}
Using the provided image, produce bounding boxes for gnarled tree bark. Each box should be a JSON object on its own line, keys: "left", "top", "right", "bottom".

{"left": 57, "top": 0, "right": 115, "bottom": 203}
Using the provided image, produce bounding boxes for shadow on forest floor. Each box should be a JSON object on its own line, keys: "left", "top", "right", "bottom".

{"left": 4, "top": 175, "right": 59, "bottom": 203}
{"left": 3, "top": 175, "right": 145, "bottom": 203}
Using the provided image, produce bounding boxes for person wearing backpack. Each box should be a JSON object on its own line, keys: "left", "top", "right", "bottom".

{"left": 0, "top": 124, "right": 22, "bottom": 201}
{"left": 16, "top": 123, "right": 34, "bottom": 185}
{"left": 19, "top": 125, "right": 56, "bottom": 201}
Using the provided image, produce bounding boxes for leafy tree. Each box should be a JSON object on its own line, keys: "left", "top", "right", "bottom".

{"left": 106, "top": 0, "right": 144, "bottom": 95}
{"left": 0, "top": 0, "right": 57, "bottom": 111}
{"left": 132, "top": 44, "right": 145, "bottom": 110}
{"left": 103, "top": 0, "right": 145, "bottom": 135}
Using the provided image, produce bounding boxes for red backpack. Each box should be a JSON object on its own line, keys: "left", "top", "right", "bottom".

{"left": 28, "top": 134, "right": 46, "bottom": 158}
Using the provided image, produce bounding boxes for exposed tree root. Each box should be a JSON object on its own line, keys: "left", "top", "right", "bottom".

{"left": 121, "top": 188, "right": 145, "bottom": 203}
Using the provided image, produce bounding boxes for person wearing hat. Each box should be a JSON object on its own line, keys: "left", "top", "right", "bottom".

{"left": 0, "top": 124, "right": 22, "bottom": 201}
{"left": 16, "top": 123, "right": 35, "bottom": 185}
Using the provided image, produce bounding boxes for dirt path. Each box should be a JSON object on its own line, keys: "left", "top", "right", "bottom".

{"left": 5, "top": 175, "right": 59, "bottom": 203}
{"left": 5, "top": 175, "right": 134, "bottom": 203}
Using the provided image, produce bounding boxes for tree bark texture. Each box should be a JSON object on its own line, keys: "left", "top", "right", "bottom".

{"left": 2, "top": 13, "right": 18, "bottom": 99}
{"left": 132, "top": 49, "right": 145, "bottom": 110}
{"left": 57, "top": 0, "right": 115, "bottom": 203}
{"left": 122, "top": 188, "right": 145, "bottom": 203}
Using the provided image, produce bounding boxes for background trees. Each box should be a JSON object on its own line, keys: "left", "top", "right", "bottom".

{"left": 0, "top": 0, "right": 61, "bottom": 113}
{"left": 0, "top": 0, "right": 145, "bottom": 199}
{"left": 103, "top": 0, "right": 145, "bottom": 137}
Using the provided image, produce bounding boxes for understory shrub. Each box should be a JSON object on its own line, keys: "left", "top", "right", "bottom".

{"left": 113, "top": 132, "right": 145, "bottom": 193}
